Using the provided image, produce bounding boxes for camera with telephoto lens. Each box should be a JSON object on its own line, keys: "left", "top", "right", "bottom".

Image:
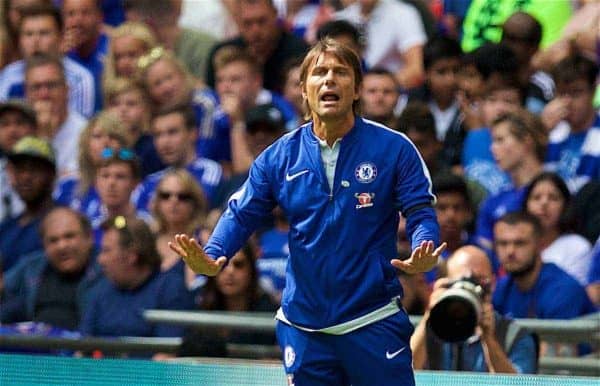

{"left": 428, "top": 276, "right": 490, "bottom": 343}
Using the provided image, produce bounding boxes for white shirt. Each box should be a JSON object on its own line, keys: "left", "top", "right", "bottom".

{"left": 542, "top": 233, "right": 592, "bottom": 286}
{"left": 336, "top": 0, "right": 427, "bottom": 73}
{"left": 53, "top": 110, "right": 87, "bottom": 177}
{"left": 0, "top": 57, "right": 96, "bottom": 118}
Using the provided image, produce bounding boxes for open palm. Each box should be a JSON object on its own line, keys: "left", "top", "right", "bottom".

{"left": 168, "top": 234, "right": 226, "bottom": 276}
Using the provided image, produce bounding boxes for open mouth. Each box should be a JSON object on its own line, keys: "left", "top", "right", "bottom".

{"left": 320, "top": 91, "right": 340, "bottom": 102}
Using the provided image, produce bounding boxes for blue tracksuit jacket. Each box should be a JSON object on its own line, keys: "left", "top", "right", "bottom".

{"left": 205, "top": 117, "right": 439, "bottom": 329}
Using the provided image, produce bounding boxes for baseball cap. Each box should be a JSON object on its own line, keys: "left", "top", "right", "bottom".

{"left": 8, "top": 136, "right": 56, "bottom": 168}
{"left": 245, "top": 103, "right": 285, "bottom": 134}
{"left": 0, "top": 100, "right": 37, "bottom": 128}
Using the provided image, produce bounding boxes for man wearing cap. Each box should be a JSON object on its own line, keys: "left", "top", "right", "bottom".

{"left": 0, "top": 136, "right": 56, "bottom": 273}
{"left": 0, "top": 100, "right": 37, "bottom": 222}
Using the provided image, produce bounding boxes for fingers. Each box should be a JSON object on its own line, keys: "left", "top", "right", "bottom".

{"left": 390, "top": 258, "right": 411, "bottom": 272}
{"left": 168, "top": 241, "right": 185, "bottom": 256}
{"left": 433, "top": 242, "right": 447, "bottom": 257}
{"left": 215, "top": 256, "right": 227, "bottom": 269}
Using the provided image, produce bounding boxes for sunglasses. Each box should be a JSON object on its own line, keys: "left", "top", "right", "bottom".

{"left": 101, "top": 147, "right": 136, "bottom": 161}
{"left": 157, "top": 190, "right": 194, "bottom": 202}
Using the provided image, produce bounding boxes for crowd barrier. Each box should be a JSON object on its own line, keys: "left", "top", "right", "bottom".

{"left": 0, "top": 311, "right": 597, "bottom": 377}
{"left": 0, "top": 353, "right": 598, "bottom": 386}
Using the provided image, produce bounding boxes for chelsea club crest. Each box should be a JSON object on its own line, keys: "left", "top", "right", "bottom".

{"left": 355, "top": 162, "right": 377, "bottom": 183}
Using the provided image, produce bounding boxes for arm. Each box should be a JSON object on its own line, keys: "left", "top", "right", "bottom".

{"left": 480, "top": 305, "right": 518, "bottom": 374}
{"left": 410, "top": 311, "right": 429, "bottom": 369}
{"left": 170, "top": 152, "right": 277, "bottom": 274}
{"left": 395, "top": 45, "right": 425, "bottom": 89}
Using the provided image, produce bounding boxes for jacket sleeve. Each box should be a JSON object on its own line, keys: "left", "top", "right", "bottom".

{"left": 204, "top": 152, "right": 277, "bottom": 259}
{"left": 394, "top": 137, "right": 440, "bottom": 250}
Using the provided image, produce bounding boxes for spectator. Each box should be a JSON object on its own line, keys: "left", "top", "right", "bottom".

{"left": 543, "top": 54, "right": 599, "bottom": 193}
{"left": 360, "top": 68, "right": 400, "bottom": 128}
{"left": 1, "top": 0, "right": 50, "bottom": 68}
{"left": 524, "top": 172, "right": 592, "bottom": 286}
{"left": 586, "top": 237, "right": 600, "bottom": 306}
{"left": 0, "top": 3, "right": 96, "bottom": 118}
{"left": 80, "top": 216, "right": 193, "bottom": 339}
{"left": 462, "top": 73, "right": 523, "bottom": 196}
{"left": 315, "top": 19, "right": 364, "bottom": 63}
{"left": 500, "top": 12, "right": 555, "bottom": 114}
{"left": 336, "top": 0, "right": 427, "bottom": 89}
{"left": 281, "top": 57, "right": 305, "bottom": 125}
{"left": 136, "top": 46, "right": 222, "bottom": 164}
{"left": 104, "top": 78, "right": 164, "bottom": 177}
{"left": 0, "top": 100, "right": 36, "bottom": 222}
{"left": 150, "top": 168, "right": 208, "bottom": 290}
{"left": 90, "top": 147, "right": 150, "bottom": 243}
{"left": 24, "top": 54, "right": 87, "bottom": 177}
{"left": 216, "top": 102, "right": 287, "bottom": 208}
{"left": 411, "top": 245, "right": 538, "bottom": 373}
{"left": 205, "top": 0, "right": 308, "bottom": 93}
{"left": 0, "top": 207, "right": 102, "bottom": 330}
{"left": 133, "top": 104, "right": 223, "bottom": 211}
{"left": 178, "top": 243, "right": 278, "bottom": 357}
{"left": 62, "top": 0, "right": 109, "bottom": 110}
{"left": 427, "top": 172, "right": 475, "bottom": 284}
{"left": 124, "top": 0, "right": 215, "bottom": 81}
{"left": 103, "top": 21, "right": 156, "bottom": 86}
{"left": 460, "top": 0, "right": 572, "bottom": 52}
{"left": 474, "top": 109, "right": 546, "bottom": 252}
{"left": 492, "top": 212, "right": 595, "bottom": 320}
{"left": 409, "top": 35, "right": 463, "bottom": 168}
{"left": 214, "top": 46, "right": 298, "bottom": 172}
{"left": 0, "top": 136, "right": 56, "bottom": 272}
{"left": 53, "top": 111, "right": 128, "bottom": 216}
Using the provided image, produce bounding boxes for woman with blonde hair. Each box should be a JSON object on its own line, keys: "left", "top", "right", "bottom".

{"left": 104, "top": 77, "right": 164, "bottom": 177}
{"left": 54, "top": 111, "right": 128, "bottom": 217}
{"left": 104, "top": 21, "right": 157, "bottom": 86}
{"left": 151, "top": 168, "right": 209, "bottom": 288}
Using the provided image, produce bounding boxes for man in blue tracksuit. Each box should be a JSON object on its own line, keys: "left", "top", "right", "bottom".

{"left": 170, "top": 39, "right": 446, "bottom": 385}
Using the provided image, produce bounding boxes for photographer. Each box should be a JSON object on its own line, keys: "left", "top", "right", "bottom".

{"left": 411, "top": 246, "right": 537, "bottom": 373}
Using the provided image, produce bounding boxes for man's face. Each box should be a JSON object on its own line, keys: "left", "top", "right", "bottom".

{"left": 405, "top": 129, "right": 441, "bottom": 169}
{"left": 494, "top": 221, "right": 539, "bottom": 275}
{"left": 95, "top": 162, "right": 137, "bottom": 208}
{"left": 19, "top": 15, "right": 62, "bottom": 57}
{"left": 62, "top": 0, "right": 101, "bottom": 47}
{"left": 152, "top": 112, "right": 196, "bottom": 166}
{"left": 215, "top": 60, "right": 261, "bottom": 110}
{"left": 43, "top": 210, "right": 93, "bottom": 274}
{"left": 427, "top": 57, "right": 460, "bottom": 106}
{"left": 555, "top": 79, "right": 595, "bottom": 130}
{"left": 302, "top": 51, "right": 359, "bottom": 122}
{"left": 435, "top": 192, "right": 470, "bottom": 241}
{"left": 0, "top": 111, "right": 35, "bottom": 151}
{"left": 98, "top": 228, "right": 130, "bottom": 286}
{"left": 238, "top": 0, "right": 278, "bottom": 59}
{"left": 360, "top": 73, "right": 398, "bottom": 122}
{"left": 7, "top": 158, "right": 54, "bottom": 204}
{"left": 25, "top": 63, "right": 68, "bottom": 116}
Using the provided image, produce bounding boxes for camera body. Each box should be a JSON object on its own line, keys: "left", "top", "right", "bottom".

{"left": 428, "top": 276, "right": 489, "bottom": 343}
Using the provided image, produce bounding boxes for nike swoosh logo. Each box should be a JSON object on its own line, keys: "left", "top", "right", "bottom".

{"left": 385, "top": 346, "right": 406, "bottom": 359}
{"left": 285, "top": 169, "right": 309, "bottom": 182}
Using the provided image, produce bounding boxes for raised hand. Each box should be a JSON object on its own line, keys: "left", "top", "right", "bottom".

{"left": 168, "top": 234, "right": 226, "bottom": 276}
{"left": 390, "top": 241, "right": 447, "bottom": 275}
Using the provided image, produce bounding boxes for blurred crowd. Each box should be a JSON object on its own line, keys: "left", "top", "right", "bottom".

{"left": 0, "top": 0, "right": 598, "bottom": 370}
